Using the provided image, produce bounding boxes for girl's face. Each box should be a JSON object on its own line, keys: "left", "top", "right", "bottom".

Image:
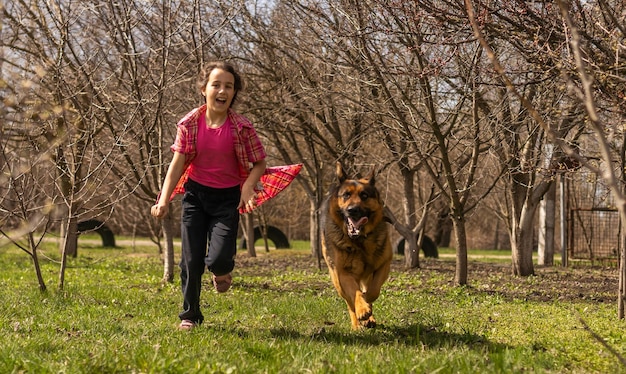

{"left": 202, "top": 68, "right": 236, "bottom": 115}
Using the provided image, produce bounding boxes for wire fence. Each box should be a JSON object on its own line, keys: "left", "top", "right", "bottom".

{"left": 567, "top": 169, "right": 621, "bottom": 262}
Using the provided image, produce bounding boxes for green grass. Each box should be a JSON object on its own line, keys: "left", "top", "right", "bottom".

{"left": 0, "top": 241, "right": 625, "bottom": 373}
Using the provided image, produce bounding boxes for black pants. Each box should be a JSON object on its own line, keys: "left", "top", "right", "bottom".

{"left": 179, "top": 179, "right": 240, "bottom": 324}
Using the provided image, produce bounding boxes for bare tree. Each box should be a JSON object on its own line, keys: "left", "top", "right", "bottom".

{"left": 494, "top": 91, "right": 582, "bottom": 276}
{"left": 1, "top": 0, "right": 96, "bottom": 289}
{"left": 339, "top": 0, "right": 504, "bottom": 284}
{"left": 1, "top": 0, "right": 159, "bottom": 287}
{"left": 0, "top": 121, "right": 56, "bottom": 291}
{"left": 2, "top": 0, "right": 243, "bottom": 285}
{"left": 465, "top": 0, "right": 626, "bottom": 313}
{"left": 456, "top": 0, "right": 597, "bottom": 276}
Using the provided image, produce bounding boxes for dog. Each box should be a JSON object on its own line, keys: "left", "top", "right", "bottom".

{"left": 321, "top": 162, "right": 392, "bottom": 329}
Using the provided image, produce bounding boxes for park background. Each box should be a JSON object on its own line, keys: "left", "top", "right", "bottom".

{"left": 2, "top": 1, "right": 626, "bottom": 372}
{"left": 3, "top": 0, "right": 624, "bottom": 280}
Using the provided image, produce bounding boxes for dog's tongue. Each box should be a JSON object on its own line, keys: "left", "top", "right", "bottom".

{"left": 347, "top": 217, "right": 368, "bottom": 237}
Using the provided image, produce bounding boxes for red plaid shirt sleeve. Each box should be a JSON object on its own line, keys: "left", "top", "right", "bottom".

{"left": 242, "top": 125, "right": 266, "bottom": 164}
{"left": 229, "top": 110, "right": 266, "bottom": 180}
{"left": 170, "top": 125, "right": 189, "bottom": 154}
{"left": 170, "top": 106, "right": 201, "bottom": 156}
{"left": 164, "top": 106, "right": 202, "bottom": 200}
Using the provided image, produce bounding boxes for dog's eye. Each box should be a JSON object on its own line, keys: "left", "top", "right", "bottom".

{"left": 360, "top": 192, "right": 369, "bottom": 200}
{"left": 341, "top": 192, "right": 351, "bottom": 200}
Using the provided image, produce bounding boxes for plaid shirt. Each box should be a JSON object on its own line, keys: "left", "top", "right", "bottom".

{"left": 167, "top": 105, "right": 266, "bottom": 200}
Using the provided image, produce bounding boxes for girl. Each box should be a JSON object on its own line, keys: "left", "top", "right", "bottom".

{"left": 151, "top": 61, "right": 266, "bottom": 330}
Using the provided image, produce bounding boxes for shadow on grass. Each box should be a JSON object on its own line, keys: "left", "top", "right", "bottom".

{"left": 265, "top": 323, "right": 512, "bottom": 353}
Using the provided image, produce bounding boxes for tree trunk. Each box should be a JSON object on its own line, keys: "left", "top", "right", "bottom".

{"left": 434, "top": 206, "right": 452, "bottom": 247}
{"left": 28, "top": 233, "right": 47, "bottom": 292}
{"left": 538, "top": 183, "right": 556, "bottom": 266}
{"left": 310, "top": 200, "right": 322, "bottom": 269}
{"left": 59, "top": 216, "right": 77, "bottom": 290}
{"left": 618, "top": 206, "right": 626, "bottom": 319}
{"left": 511, "top": 201, "right": 537, "bottom": 276}
{"left": 65, "top": 217, "right": 78, "bottom": 257}
{"left": 244, "top": 213, "right": 256, "bottom": 257}
{"left": 494, "top": 219, "right": 501, "bottom": 250}
{"left": 66, "top": 230, "right": 78, "bottom": 258}
{"left": 559, "top": 176, "right": 568, "bottom": 267}
{"left": 617, "top": 228, "right": 626, "bottom": 319}
{"left": 404, "top": 231, "right": 420, "bottom": 268}
{"left": 260, "top": 211, "right": 270, "bottom": 253}
{"left": 452, "top": 214, "right": 468, "bottom": 285}
{"left": 162, "top": 212, "right": 176, "bottom": 283}
{"left": 59, "top": 208, "right": 78, "bottom": 258}
{"left": 383, "top": 206, "right": 424, "bottom": 270}
{"left": 399, "top": 165, "right": 420, "bottom": 268}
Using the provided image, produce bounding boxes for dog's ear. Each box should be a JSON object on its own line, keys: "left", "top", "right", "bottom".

{"left": 336, "top": 161, "right": 347, "bottom": 183}
{"left": 366, "top": 167, "right": 376, "bottom": 186}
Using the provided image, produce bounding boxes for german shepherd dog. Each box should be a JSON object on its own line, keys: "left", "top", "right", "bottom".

{"left": 321, "top": 162, "right": 392, "bottom": 329}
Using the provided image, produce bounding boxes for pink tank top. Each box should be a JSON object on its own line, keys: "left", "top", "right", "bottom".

{"left": 188, "top": 115, "right": 241, "bottom": 188}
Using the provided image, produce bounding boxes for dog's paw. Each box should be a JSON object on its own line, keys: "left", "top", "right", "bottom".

{"left": 360, "top": 316, "right": 376, "bottom": 328}
{"left": 355, "top": 298, "right": 372, "bottom": 322}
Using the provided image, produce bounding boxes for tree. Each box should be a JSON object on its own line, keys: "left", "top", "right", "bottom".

{"left": 1, "top": 0, "right": 158, "bottom": 287}
{"left": 0, "top": 110, "right": 56, "bottom": 291}
{"left": 465, "top": 0, "right": 626, "bottom": 313}
{"left": 346, "top": 0, "right": 502, "bottom": 284}
{"left": 1, "top": 0, "right": 104, "bottom": 289}
{"left": 458, "top": 0, "right": 595, "bottom": 276}
{"left": 1, "top": 0, "right": 244, "bottom": 284}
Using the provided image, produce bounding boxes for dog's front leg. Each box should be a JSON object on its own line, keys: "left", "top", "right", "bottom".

{"left": 357, "top": 260, "right": 392, "bottom": 328}
{"left": 354, "top": 289, "right": 374, "bottom": 327}
{"left": 336, "top": 272, "right": 367, "bottom": 330}
{"left": 364, "top": 259, "right": 392, "bottom": 304}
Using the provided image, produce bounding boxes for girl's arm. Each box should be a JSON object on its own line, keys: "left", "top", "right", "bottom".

{"left": 151, "top": 151, "right": 187, "bottom": 218}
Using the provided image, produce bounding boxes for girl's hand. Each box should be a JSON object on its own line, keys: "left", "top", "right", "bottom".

{"left": 239, "top": 159, "right": 266, "bottom": 212}
{"left": 151, "top": 203, "right": 169, "bottom": 219}
{"left": 238, "top": 186, "right": 258, "bottom": 212}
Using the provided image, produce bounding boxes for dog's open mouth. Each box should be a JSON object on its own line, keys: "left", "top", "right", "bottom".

{"left": 346, "top": 216, "right": 368, "bottom": 238}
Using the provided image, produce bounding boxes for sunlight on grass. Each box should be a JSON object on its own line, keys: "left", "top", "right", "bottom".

{"left": 1, "top": 241, "right": 625, "bottom": 373}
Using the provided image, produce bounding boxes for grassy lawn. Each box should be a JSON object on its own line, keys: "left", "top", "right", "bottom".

{"left": 0, "top": 239, "right": 624, "bottom": 373}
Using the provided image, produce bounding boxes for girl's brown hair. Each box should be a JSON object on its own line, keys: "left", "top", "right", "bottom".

{"left": 197, "top": 61, "right": 243, "bottom": 107}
